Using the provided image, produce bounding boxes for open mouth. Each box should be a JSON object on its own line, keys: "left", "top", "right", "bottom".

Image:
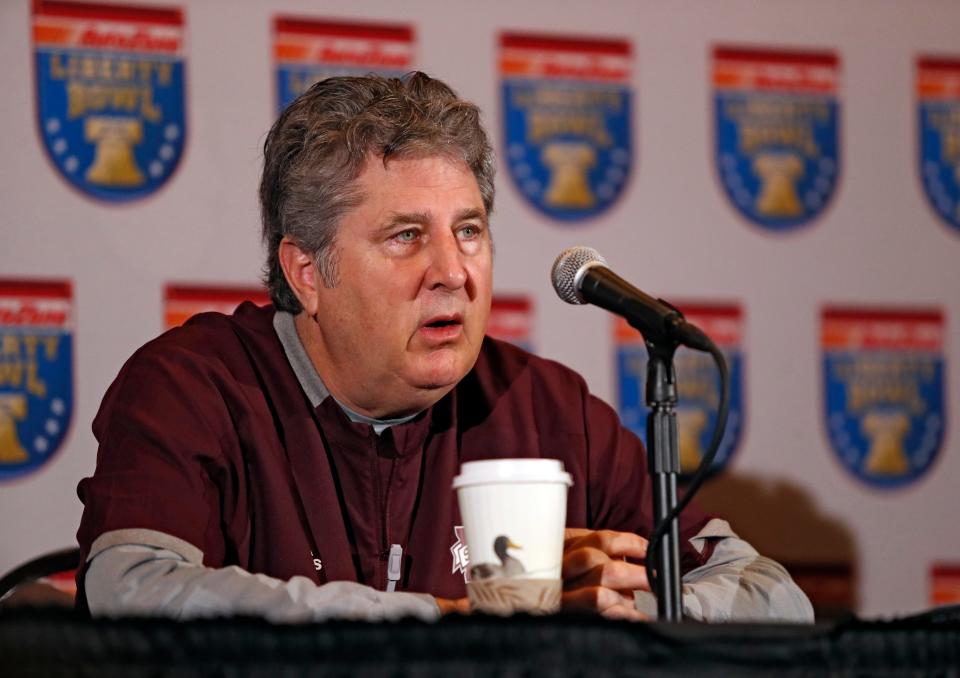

{"left": 419, "top": 314, "right": 464, "bottom": 338}
{"left": 425, "top": 318, "right": 460, "bottom": 329}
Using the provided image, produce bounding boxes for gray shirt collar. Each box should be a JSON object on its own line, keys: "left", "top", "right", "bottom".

{"left": 272, "top": 310, "right": 416, "bottom": 433}
{"left": 273, "top": 310, "right": 329, "bottom": 408}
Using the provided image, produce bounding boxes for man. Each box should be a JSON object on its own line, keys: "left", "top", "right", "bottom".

{"left": 76, "top": 72, "right": 812, "bottom": 623}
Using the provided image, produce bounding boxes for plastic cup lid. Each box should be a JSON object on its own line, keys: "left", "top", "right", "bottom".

{"left": 452, "top": 458, "right": 573, "bottom": 488}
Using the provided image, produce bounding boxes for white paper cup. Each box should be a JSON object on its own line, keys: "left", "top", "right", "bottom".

{"left": 453, "top": 458, "right": 573, "bottom": 614}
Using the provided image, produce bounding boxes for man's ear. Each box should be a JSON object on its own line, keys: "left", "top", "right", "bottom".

{"left": 278, "top": 237, "right": 321, "bottom": 316}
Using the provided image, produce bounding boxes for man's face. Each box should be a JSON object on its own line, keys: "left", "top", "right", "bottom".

{"left": 304, "top": 155, "right": 493, "bottom": 418}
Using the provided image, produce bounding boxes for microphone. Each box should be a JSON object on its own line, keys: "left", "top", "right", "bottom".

{"left": 550, "top": 246, "right": 712, "bottom": 350}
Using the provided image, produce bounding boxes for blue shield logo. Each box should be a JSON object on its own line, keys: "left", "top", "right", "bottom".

{"left": 274, "top": 18, "right": 414, "bottom": 114}
{"left": 33, "top": 1, "right": 187, "bottom": 202}
{"left": 615, "top": 306, "right": 744, "bottom": 479}
{"left": 918, "top": 57, "right": 960, "bottom": 233}
{"left": 500, "top": 33, "right": 632, "bottom": 223}
{"left": 822, "top": 309, "right": 945, "bottom": 490}
{"left": 0, "top": 281, "right": 73, "bottom": 482}
{"left": 714, "top": 47, "right": 840, "bottom": 231}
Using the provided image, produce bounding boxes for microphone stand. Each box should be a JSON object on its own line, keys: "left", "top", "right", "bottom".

{"left": 644, "top": 339, "right": 683, "bottom": 622}
{"left": 562, "top": 257, "right": 693, "bottom": 621}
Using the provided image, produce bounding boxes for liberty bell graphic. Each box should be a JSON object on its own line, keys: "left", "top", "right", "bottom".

{"left": 542, "top": 142, "right": 596, "bottom": 209}
{"left": 678, "top": 408, "right": 708, "bottom": 474}
{"left": 84, "top": 116, "right": 146, "bottom": 186}
{"left": 753, "top": 152, "right": 804, "bottom": 217}
{"left": 861, "top": 410, "right": 910, "bottom": 476}
{"left": 0, "top": 394, "right": 28, "bottom": 463}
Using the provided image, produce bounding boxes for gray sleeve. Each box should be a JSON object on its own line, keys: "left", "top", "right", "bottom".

{"left": 634, "top": 519, "right": 815, "bottom": 623}
{"left": 84, "top": 530, "right": 440, "bottom": 623}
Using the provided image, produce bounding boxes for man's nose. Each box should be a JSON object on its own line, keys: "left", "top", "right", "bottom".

{"left": 424, "top": 232, "right": 468, "bottom": 290}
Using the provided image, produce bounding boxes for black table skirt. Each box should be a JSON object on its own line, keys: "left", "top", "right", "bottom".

{"left": 2, "top": 606, "right": 959, "bottom": 677}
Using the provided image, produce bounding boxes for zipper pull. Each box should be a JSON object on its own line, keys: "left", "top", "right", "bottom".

{"left": 386, "top": 543, "right": 402, "bottom": 592}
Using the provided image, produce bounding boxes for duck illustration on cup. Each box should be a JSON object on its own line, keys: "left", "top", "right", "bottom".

{"left": 470, "top": 535, "right": 525, "bottom": 580}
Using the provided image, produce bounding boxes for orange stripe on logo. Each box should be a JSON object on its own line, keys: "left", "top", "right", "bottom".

{"left": 275, "top": 42, "right": 310, "bottom": 61}
{"left": 500, "top": 57, "right": 533, "bottom": 76}
{"left": 712, "top": 70, "right": 742, "bottom": 87}
{"left": 34, "top": 24, "right": 73, "bottom": 45}
{"left": 917, "top": 81, "right": 945, "bottom": 97}
{"left": 821, "top": 324, "right": 851, "bottom": 349}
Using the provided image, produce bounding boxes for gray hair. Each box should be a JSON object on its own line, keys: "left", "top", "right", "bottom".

{"left": 259, "top": 71, "right": 496, "bottom": 313}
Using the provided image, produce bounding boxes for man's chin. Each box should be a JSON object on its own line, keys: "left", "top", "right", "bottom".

{"left": 407, "top": 353, "right": 474, "bottom": 393}
{"left": 410, "top": 371, "right": 463, "bottom": 393}
{"left": 379, "top": 353, "right": 477, "bottom": 416}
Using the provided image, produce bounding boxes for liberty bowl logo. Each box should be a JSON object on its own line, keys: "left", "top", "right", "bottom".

{"left": 0, "top": 281, "right": 73, "bottom": 482}
{"left": 501, "top": 33, "right": 632, "bottom": 223}
{"left": 33, "top": 1, "right": 187, "bottom": 202}
{"left": 714, "top": 47, "right": 840, "bottom": 231}
{"left": 917, "top": 57, "right": 960, "bottom": 233}
{"left": 822, "top": 308, "right": 945, "bottom": 490}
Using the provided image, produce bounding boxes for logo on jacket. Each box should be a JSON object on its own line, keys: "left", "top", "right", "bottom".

{"left": 0, "top": 280, "right": 73, "bottom": 482}
{"left": 450, "top": 525, "right": 471, "bottom": 583}
{"left": 500, "top": 32, "right": 633, "bottom": 223}
{"left": 32, "top": 0, "right": 187, "bottom": 202}
{"left": 713, "top": 46, "right": 841, "bottom": 231}
{"left": 274, "top": 17, "right": 414, "bottom": 114}
{"left": 615, "top": 303, "right": 744, "bottom": 479}
{"left": 822, "top": 307, "right": 945, "bottom": 489}
{"left": 918, "top": 56, "right": 960, "bottom": 234}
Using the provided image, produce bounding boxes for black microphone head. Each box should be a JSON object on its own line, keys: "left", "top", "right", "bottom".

{"left": 551, "top": 246, "right": 608, "bottom": 305}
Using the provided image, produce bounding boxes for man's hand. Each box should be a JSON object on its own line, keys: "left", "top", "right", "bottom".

{"left": 561, "top": 528, "right": 651, "bottom": 621}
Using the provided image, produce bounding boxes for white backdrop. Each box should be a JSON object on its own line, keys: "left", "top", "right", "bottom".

{"left": 2, "top": 0, "right": 959, "bottom": 618}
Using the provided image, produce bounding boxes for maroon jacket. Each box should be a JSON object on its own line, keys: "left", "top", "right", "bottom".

{"left": 77, "top": 303, "right": 711, "bottom": 605}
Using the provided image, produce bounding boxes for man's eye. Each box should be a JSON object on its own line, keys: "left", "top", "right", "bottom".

{"left": 458, "top": 225, "right": 479, "bottom": 239}
{"left": 395, "top": 230, "right": 418, "bottom": 242}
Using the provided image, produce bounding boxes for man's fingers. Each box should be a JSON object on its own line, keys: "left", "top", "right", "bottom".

{"left": 598, "top": 558, "right": 649, "bottom": 592}
{"left": 563, "top": 548, "right": 650, "bottom": 592}
{"left": 562, "top": 586, "right": 648, "bottom": 621}
{"left": 562, "top": 546, "right": 608, "bottom": 581}
{"left": 562, "top": 585, "right": 625, "bottom": 612}
{"left": 599, "top": 602, "right": 651, "bottom": 622}
{"left": 562, "top": 587, "right": 650, "bottom": 622}
{"left": 563, "top": 527, "right": 595, "bottom": 551}
{"left": 563, "top": 527, "right": 591, "bottom": 544}
{"left": 564, "top": 529, "right": 648, "bottom": 560}
{"left": 589, "top": 529, "right": 648, "bottom": 559}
